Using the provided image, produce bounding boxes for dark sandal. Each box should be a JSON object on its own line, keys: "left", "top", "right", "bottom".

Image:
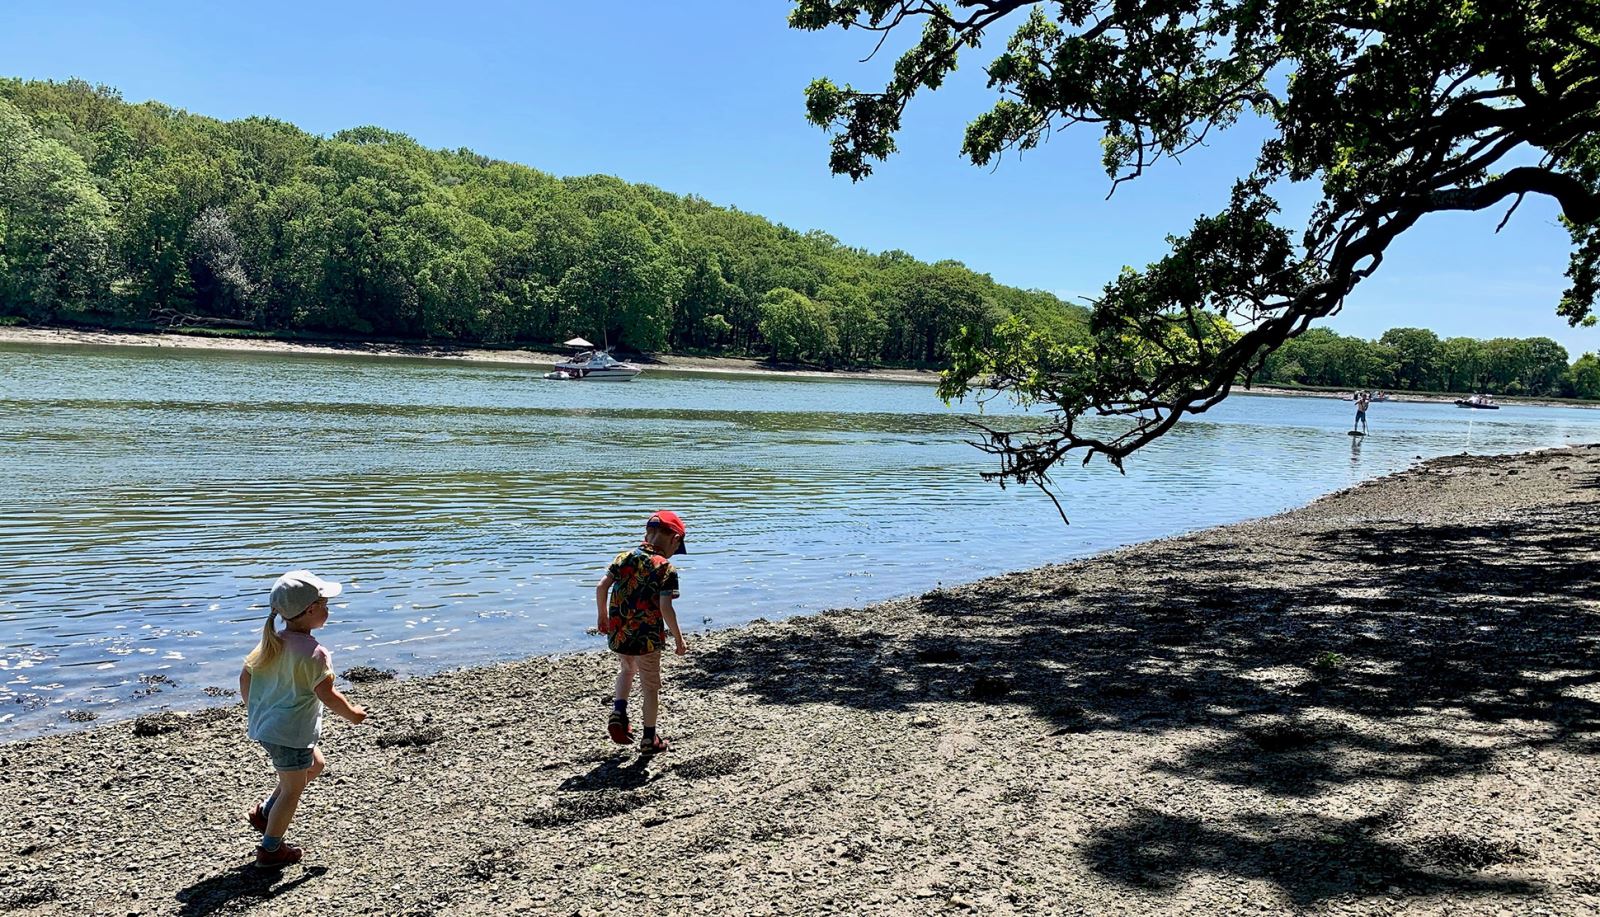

{"left": 247, "top": 804, "right": 268, "bottom": 833}
{"left": 607, "top": 711, "right": 634, "bottom": 745}
{"left": 639, "top": 734, "right": 669, "bottom": 754}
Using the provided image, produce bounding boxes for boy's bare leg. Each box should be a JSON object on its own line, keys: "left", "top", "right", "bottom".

{"left": 614, "top": 655, "right": 636, "bottom": 702}
{"left": 638, "top": 651, "right": 662, "bottom": 728}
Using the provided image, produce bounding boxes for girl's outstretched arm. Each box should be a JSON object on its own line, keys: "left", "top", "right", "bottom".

{"left": 313, "top": 675, "right": 368, "bottom": 724}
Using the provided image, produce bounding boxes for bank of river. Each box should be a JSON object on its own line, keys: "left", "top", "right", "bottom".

{"left": 4, "top": 339, "right": 1600, "bottom": 739}
{"left": 0, "top": 325, "right": 939, "bottom": 383}
{"left": 3, "top": 445, "right": 1598, "bottom": 915}
{"left": 7, "top": 326, "right": 1593, "bottom": 408}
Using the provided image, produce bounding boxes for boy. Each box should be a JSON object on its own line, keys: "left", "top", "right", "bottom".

{"left": 596, "top": 510, "right": 689, "bottom": 753}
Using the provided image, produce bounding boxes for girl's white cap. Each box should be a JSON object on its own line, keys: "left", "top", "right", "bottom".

{"left": 270, "top": 570, "right": 343, "bottom": 619}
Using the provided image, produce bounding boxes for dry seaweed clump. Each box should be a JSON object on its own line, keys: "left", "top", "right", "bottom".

{"left": 130, "top": 707, "right": 229, "bottom": 737}
{"left": 131, "top": 712, "right": 183, "bottom": 737}
{"left": 673, "top": 752, "right": 746, "bottom": 780}
{"left": 1409, "top": 834, "right": 1528, "bottom": 871}
{"left": 524, "top": 789, "right": 656, "bottom": 828}
{"left": 0, "top": 882, "right": 59, "bottom": 910}
{"left": 376, "top": 726, "right": 442, "bottom": 748}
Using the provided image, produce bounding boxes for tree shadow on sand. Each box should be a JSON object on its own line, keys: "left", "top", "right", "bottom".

{"left": 679, "top": 488, "right": 1600, "bottom": 905}
{"left": 174, "top": 863, "right": 327, "bottom": 917}
{"left": 1083, "top": 807, "right": 1537, "bottom": 907}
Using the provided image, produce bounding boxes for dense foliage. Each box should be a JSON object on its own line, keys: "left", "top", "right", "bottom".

{"left": 0, "top": 78, "right": 1086, "bottom": 364}
{"left": 1261, "top": 327, "right": 1597, "bottom": 398}
{"left": 793, "top": 0, "right": 1600, "bottom": 487}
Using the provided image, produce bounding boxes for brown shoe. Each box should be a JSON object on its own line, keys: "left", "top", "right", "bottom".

{"left": 254, "top": 842, "right": 303, "bottom": 868}
{"left": 639, "top": 733, "right": 669, "bottom": 755}
{"left": 247, "top": 804, "right": 268, "bottom": 833}
{"left": 607, "top": 710, "right": 634, "bottom": 745}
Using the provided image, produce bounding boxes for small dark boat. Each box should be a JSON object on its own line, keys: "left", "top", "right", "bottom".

{"left": 1454, "top": 397, "right": 1500, "bottom": 409}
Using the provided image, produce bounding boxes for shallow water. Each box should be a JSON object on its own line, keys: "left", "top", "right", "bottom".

{"left": 3, "top": 342, "right": 1597, "bottom": 739}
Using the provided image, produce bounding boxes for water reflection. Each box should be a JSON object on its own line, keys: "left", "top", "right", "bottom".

{"left": 2, "top": 342, "right": 1598, "bottom": 737}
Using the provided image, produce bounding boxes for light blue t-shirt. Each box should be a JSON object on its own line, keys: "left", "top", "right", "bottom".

{"left": 246, "top": 630, "right": 334, "bottom": 748}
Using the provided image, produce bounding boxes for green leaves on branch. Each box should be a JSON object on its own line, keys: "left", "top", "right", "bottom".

{"left": 794, "top": 0, "right": 1600, "bottom": 486}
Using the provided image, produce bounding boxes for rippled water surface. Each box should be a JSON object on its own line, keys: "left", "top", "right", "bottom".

{"left": 4, "top": 341, "right": 1598, "bottom": 738}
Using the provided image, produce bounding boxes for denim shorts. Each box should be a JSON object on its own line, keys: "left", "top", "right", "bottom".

{"left": 260, "top": 741, "right": 315, "bottom": 772}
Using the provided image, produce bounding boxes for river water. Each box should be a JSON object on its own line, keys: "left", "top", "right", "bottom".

{"left": 3, "top": 341, "right": 1597, "bottom": 739}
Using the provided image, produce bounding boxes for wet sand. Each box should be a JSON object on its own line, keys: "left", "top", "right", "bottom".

{"left": 3, "top": 445, "right": 1599, "bottom": 915}
{"left": 0, "top": 326, "right": 938, "bottom": 384}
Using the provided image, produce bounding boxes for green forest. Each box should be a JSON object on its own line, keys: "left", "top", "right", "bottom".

{"left": 1, "top": 78, "right": 1595, "bottom": 396}
{"left": 1258, "top": 327, "right": 1600, "bottom": 400}
{"left": 0, "top": 78, "right": 1090, "bottom": 366}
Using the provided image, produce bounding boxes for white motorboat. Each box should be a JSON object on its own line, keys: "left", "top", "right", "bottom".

{"left": 545, "top": 349, "right": 642, "bottom": 382}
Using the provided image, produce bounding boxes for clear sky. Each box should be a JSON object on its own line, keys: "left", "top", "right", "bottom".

{"left": 2, "top": 1, "right": 1593, "bottom": 358}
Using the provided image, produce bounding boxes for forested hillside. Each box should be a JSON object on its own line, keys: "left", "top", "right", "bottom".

{"left": 1259, "top": 327, "right": 1600, "bottom": 399}
{"left": 0, "top": 78, "right": 1087, "bottom": 364}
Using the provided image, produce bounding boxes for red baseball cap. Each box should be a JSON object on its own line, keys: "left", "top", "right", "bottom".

{"left": 647, "top": 511, "right": 688, "bottom": 554}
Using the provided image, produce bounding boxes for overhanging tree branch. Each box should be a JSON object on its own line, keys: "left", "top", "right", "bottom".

{"left": 795, "top": 0, "right": 1600, "bottom": 510}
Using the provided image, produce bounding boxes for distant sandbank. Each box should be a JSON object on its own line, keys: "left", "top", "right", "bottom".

{"left": 0, "top": 325, "right": 939, "bottom": 385}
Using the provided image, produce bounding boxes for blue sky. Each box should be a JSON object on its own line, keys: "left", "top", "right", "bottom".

{"left": 2, "top": 1, "right": 1593, "bottom": 358}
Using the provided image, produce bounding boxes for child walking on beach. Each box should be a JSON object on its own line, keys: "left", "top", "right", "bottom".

{"left": 239, "top": 569, "right": 367, "bottom": 867}
{"left": 596, "top": 511, "right": 689, "bottom": 754}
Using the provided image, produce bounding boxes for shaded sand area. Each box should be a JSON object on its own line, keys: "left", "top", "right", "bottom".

{"left": 5, "top": 446, "right": 1600, "bottom": 915}
{"left": 0, "top": 326, "right": 937, "bottom": 384}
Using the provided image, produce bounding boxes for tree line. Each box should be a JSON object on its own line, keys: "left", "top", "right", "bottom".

{"left": 0, "top": 78, "right": 1087, "bottom": 365}
{"left": 1258, "top": 327, "right": 1600, "bottom": 399}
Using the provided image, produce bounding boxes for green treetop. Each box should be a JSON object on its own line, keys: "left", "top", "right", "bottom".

{"left": 792, "top": 0, "right": 1600, "bottom": 493}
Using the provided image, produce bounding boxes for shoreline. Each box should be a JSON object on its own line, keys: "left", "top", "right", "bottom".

{"left": 6, "top": 325, "right": 1594, "bottom": 407}
{"left": 1245, "top": 382, "right": 1597, "bottom": 410}
{"left": 4, "top": 445, "right": 1599, "bottom": 914}
{"left": 0, "top": 325, "right": 941, "bottom": 385}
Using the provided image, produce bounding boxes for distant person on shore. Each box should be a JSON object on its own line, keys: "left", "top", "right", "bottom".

{"left": 1353, "top": 391, "right": 1371, "bottom": 433}
{"left": 596, "top": 511, "right": 689, "bottom": 754}
{"left": 239, "top": 570, "right": 367, "bottom": 868}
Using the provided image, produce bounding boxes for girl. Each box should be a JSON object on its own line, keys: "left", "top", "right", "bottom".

{"left": 239, "top": 569, "right": 366, "bottom": 867}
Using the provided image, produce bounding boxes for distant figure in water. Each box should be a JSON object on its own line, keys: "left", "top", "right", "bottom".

{"left": 1353, "top": 391, "right": 1371, "bottom": 433}
{"left": 240, "top": 570, "right": 367, "bottom": 868}
{"left": 597, "top": 511, "right": 689, "bottom": 754}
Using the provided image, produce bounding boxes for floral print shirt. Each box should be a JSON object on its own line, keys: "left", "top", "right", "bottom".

{"left": 606, "top": 543, "right": 681, "bottom": 655}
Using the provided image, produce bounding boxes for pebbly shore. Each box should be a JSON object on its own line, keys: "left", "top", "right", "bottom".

{"left": 3, "top": 445, "right": 1600, "bottom": 915}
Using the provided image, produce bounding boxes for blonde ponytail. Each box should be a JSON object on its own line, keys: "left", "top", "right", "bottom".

{"left": 243, "top": 610, "right": 284, "bottom": 672}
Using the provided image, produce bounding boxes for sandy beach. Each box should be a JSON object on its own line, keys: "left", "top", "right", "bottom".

{"left": 0, "top": 326, "right": 939, "bottom": 385}
{"left": 3, "top": 444, "right": 1599, "bottom": 915}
